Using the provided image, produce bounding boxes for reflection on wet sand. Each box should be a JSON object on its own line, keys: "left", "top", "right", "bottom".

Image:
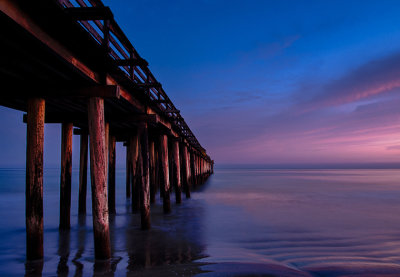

{"left": 10, "top": 168, "right": 400, "bottom": 276}
{"left": 57, "top": 230, "right": 70, "bottom": 277}
{"left": 25, "top": 259, "right": 44, "bottom": 277}
{"left": 23, "top": 194, "right": 210, "bottom": 276}
{"left": 72, "top": 215, "right": 86, "bottom": 277}
{"left": 124, "top": 200, "right": 208, "bottom": 276}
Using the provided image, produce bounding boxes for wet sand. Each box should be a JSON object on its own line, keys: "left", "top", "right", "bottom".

{"left": 1, "top": 167, "right": 400, "bottom": 276}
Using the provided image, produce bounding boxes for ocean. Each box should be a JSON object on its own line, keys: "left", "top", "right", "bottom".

{"left": 1, "top": 167, "right": 400, "bottom": 276}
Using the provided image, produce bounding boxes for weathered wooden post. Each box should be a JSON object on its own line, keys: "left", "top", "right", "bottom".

{"left": 168, "top": 141, "right": 174, "bottom": 194}
{"left": 125, "top": 142, "right": 131, "bottom": 198}
{"left": 199, "top": 156, "right": 202, "bottom": 182}
{"left": 202, "top": 158, "right": 204, "bottom": 176}
{"left": 154, "top": 141, "right": 161, "bottom": 199}
{"left": 130, "top": 132, "right": 140, "bottom": 213}
{"left": 187, "top": 148, "right": 191, "bottom": 190}
{"left": 179, "top": 142, "right": 186, "bottom": 195}
{"left": 183, "top": 144, "right": 191, "bottom": 198}
{"left": 26, "top": 98, "right": 45, "bottom": 260}
{"left": 138, "top": 123, "right": 151, "bottom": 229}
{"left": 201, "top": 157, "right": 204, "bottom": 179}
{"left": 78, "top": 132, "right": 88, "bottom": 215}
{"left": 105, "top": 123, "right": 109, "bottom": 184}
{"left": 60, "top": 122, "right": 73, "bottom": 230}
{"left": 149, "top": 137, "right": 156, "bottom": 204}
{"left": 88, "top": 97, "right": 111, "bottom": 260}
{"left": 190, "top": 150, "right": 195, "bottom": 187}
{"left": 181, "top": 143, "right": 191, "bottom": 198}
{"left": 197, "top": 155, "right": 201, "bottom": 182}
{"left": 197, "top": 155, "right": 202, "bottom": 180}
{"left": 159, "top": 134, "right": 171, "bottom": 213}
{"left": 196, "top": 154, "right": 199, "bottom": 184}
{"left": 172, "top": 139, "right": 182, "bottom": 204}
{"left": 194, "top": 154, "right": 197, "bottom": 184}
{"left": 108, "top": 135, "right": 116, "bottom": 214}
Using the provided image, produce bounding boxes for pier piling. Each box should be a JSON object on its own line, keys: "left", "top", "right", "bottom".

{"left": 26, "top": 98, "right": 45, "bottom": 260}
{"left": 88, "top": 97, "right": 111, "bottom": 260}
{"left": 172, "top": 139, "right": 182, "bottom": 204}
{"left": 190, "top": 151, "right": 195, "bottom": 187}
{"left": 108, "top": 135, "right": 116, "bottom": 214}
{"left": 59, "top": 122, "right": 73, "bottom": 230}
{"left": 181, "top": 143, "right": 191, "bottom": 198}
{"left": 160, "top": 134, "right": 171, "bottom": 213}
{"left": 149, "top": 138, "right": 156, "bottom": 204}
{"left": 125, "top": 142, "right": 131, "bottom": 198}
{"left": 2, "top": 0, "right": 213, "bottom": 262}
{"left": 78, "top": 133, "right": 88, "bottom": 215}
{"left": 130, "top": 132, "right": 140, "bottom": 213}
{"left": 138, "top": 123, "right": 151, "bottom": 229}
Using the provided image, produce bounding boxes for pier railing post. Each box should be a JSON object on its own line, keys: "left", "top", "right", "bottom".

{"left": 108, "top": 135, "right": 116, "bottom": 214}
{"left": 159, "top": 134, "right": 171, "bottom": 213}
{"left": 60, "top": 122, "right": 73, "bottom": 230}
{"left": 26, "top": 98, "right": 45, "bottom": 260}
{"left": 88, "top": 97, "right": 111, "bottom": 260}
{"left": 78, "top": 133, "right": 88, "bottom": 215}
{"left": 138, "top": 123, "right": 151, "bottom": 229}
{"left": 172, "top": 139, "right": 182, "bottom": 204}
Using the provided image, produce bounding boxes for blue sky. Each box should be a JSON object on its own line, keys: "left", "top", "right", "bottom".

{"left": 1, "top": 0, "right": 400, "bottom": 166}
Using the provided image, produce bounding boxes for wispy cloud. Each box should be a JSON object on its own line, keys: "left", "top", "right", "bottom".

{"left": 387, "top": 145, "right": 400, "bottom": 151}
{"left": 193, "top": 51, "right": 400, "bottom": 164}
{"left": 304, "top": 52, "right": 400, "bottom": 110}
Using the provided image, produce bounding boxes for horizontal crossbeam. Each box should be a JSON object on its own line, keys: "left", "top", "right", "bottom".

{"left": 16, "top": 85, "right": 120, "bottom": 99}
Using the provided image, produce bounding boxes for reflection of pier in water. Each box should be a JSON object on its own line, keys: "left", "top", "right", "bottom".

{"left": 30, "top": 196, "right": 209, "bottom": 276}
{"left": 0, "top": 0, "right": 214, "bottom": 266}
{"left": 125, "top": 202, "right": 208, "bottom": 275}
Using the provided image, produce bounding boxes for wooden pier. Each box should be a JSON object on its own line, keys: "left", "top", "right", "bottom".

{"left": 0, "top": 0, "right": 213, "bottom": 261}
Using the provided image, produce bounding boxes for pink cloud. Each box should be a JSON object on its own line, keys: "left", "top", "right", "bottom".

{"left": 199, "top": 92, "right": 400, "bottom": 164}
{"left": 387, "top": 145, "right": 400, "bottom": 151}
{"left": 304, "top": 52, "right": 400, "bottom": 110}
{"left": 190, "top": 51, "right": 400, "bottom": 164}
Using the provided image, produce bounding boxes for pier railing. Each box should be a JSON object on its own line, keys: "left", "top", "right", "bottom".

{"left": 58, "top": 0, "right": 206, "bottom": 156}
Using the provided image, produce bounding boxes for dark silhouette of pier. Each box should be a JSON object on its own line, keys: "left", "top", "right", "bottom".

{"left": 0, "top": 0, "right": 213, "bottom": 261}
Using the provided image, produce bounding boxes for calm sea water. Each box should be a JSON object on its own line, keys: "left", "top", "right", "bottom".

{"left": 1, "top": 167, "right": 400, "bottom": 276}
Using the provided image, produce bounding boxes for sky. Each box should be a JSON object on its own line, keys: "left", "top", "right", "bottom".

{"left": 1, "top": 0, "right": 400, "bottom": 166}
